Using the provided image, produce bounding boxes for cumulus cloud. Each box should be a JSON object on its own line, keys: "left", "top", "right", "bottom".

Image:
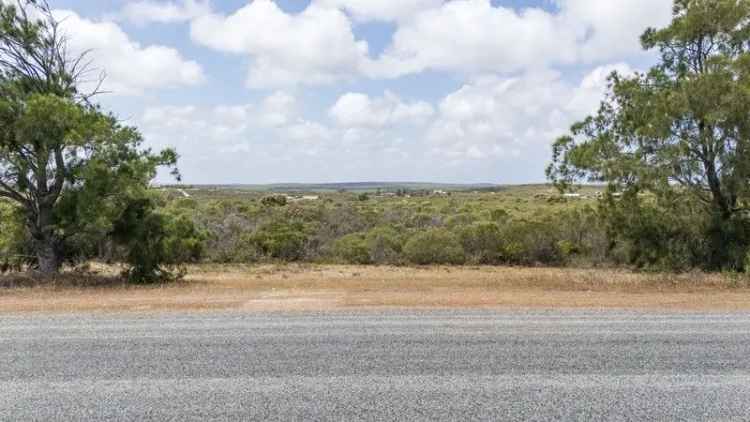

{"left": 368, "top": 0, "right": 671, "bottom": 78}
{"left": 120, "top": 0, "right": 211, "bottom": 25}
{"left": 313, "top": 0, "right": 443, "bottom": 22}
{"left": 190, "top": 0, "right": 371, "bottom": 88}
{"left": 185, "top": 0, "right": 670, "bottom": 87}
{"left": 329, "top": 91, "right": 434, "bottom": 128}
{"left": 368, "top": 1, "right": 578, "bottom": 78}
{"left": 258, "top": 91, "right": 299, "bottom": 128}
{"left": 427, "top": 64, "right": 633, "bottom": 161}
{"left": 141, "top": 91, "right": 302, "bottom": 143}
{"left": 54, "top": 10, "right": 205, "bottom": 95}
{"left": 136, "top": 90, "right": 426, "bottom": 182}
{"left": 140, "top": 104, "right": 252, "bottom": 151}
{"left": 558, "top": 0, "right": 672, "bottom": 62}
{"left": 138, "top": 91, "right": 329, "bottom": 155}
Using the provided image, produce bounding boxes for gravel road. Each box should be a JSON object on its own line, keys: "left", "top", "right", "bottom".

{"left": 1, "top": 310, "right": 749, "bottom": 421}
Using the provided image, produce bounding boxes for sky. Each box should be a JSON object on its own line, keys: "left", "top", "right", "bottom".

{"left": 46, "top": 0, "right": 675, "bottom": 184}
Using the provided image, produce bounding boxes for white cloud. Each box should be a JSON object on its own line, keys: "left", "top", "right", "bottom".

{"left": 329, "top": 91, "right": 434, "bottom": 128}
{"left": 137, "top": 90, "right": 426, "bottom": 182}
{"left": 187, "top": 0, "right": 670, "bottom": 88}
{"left": 558, "top": 0, "right": 673, "bottom": 62}
{"left": 284, "top": 121, "right": 334, "bottom": 146}
{"left": 368, "top": 0, "right": 671, "bottom": 78}
{"left": 137, "top": 63, "right": 632, "bottom": 179}
{"left": 427, "top": 64, "right": 630, "bottom": 161}
{"left": 141, "top": 103, "right": 254, "bottom": 150}
{"left": 314, "top": 0, "right": 442, "bottom": 22}
{"left": 369, "top": 0, "right": 578, "bottom": 78}
{"left": 54, "top": 10, "right": 205, "bottom": 95}
{"left": 121, "top": 0, "right": 211, "bottom": 25}
{"left": 138, "top": 91, "right": 330, "bottom": 154}
{"left": 141, "top": 91, "right": 303, "bottom": 146}
{"left": 190, "top": 0, "right": 371, "bottom": 88}
{"left": 258, "top": 91, "right": 298, "bottom": 127}
{"left": 567, "top": 63, "right": 635, "bottom": 114}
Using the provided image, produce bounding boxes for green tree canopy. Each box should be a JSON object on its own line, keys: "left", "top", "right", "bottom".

{"left": 0, "top": 1, "right": 193, "bottom": 278}
{"left": 548, "top": 0, "right": 750, "bottom": 221}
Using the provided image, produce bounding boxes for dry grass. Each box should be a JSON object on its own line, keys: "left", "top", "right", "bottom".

{"left": 1, "top": 264, "right": 750, "bottom": 313}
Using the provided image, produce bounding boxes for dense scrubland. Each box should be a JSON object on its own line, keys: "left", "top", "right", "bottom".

{"left": 3, "top": 182, "right": 750, "bottom": 276}
{"left": 167, "top": 184, "right": 750, "bottom": 273}
{"left": 4, "top": 0, "right": 750, "bottom": 286}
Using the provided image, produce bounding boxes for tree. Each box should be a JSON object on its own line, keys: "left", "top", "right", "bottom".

{"left": 0, "top": 1, "right": 179, "bottom": 275}
{"left": 548, "top": 0, "right": 750, "bottom": 219}
{"left": 547, "top": 0, "right": 750, "bottom": 269}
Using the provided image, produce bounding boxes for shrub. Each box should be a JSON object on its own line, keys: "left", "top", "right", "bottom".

{"left": 332, "top": 233, "right": 372, "bottom": 264}
{"left": 365, "top": 226, "right": 404, "bottom": 264}
{"left": 602, "top": 195, "right": 705, "bottom": 271}
{"left": 246, "top": 221, "right": 308, "bottom": 261}
{"left": 455, "top": 222, "right": 504, "bottom": 264}
{"left": 489, "top": 208, "right": 509, "bottom": 223}
{"left": 499, "top": 219, "right": 563, "bottom": 265}
{"left": 0, "top": 202, "right": 33, "bottom": 273}
{"left": 200, "top": 213, "right": 256, "bottom": 263}
{"left": 261, "top": 195, "right": 288, "bottom": 207}
{"left": 403, "top": 228, "right": 465, "bottom": 265}
{"left": 112, "top": 198, "right": 206, "bottom": 283}
{"left": 444, "top": 213, "right": 477, "bottom": 228}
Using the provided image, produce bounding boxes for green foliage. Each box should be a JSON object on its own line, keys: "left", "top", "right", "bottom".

{"left": 332, "top": 233, "right": 372, "bottom": 264}
{"left": 0, "top": 201, "right": 31, "bottom": 272}
{"left": 245, "top": 221, "right": 308, "bottom": 261}
{"left": 490, "top": 208, "right": 509, "bottom": 223}
{"left": 112, "top": 197, "right": 205, "bottom": 283}
{"left": 500, "top": 219, "right": 564, "bottom": 266}
{"left": 455, "top": 222, "right": 504, "bottom": 264}
{"left": 403, "top": 228, "right": 465, "bottom": 265}
{"left": 547, "top": 0, "right": 750, "bottom": 272}
{"left": 364, "top": 226, "right": 404, "bottom": 264}
{"left": 331, "top": 226, "right": 405, "bottom": 265}
{"left": 0, "top": 1, "right": 183, "bottom": 278}
{"left": 261, "top": 195, "right": 288, "bottom": 207}
{"left": 173, "top": 186, "right": 610, "bottom": 268}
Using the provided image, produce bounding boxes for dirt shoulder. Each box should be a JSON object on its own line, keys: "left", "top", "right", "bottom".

{"left": 1, "top": 265, "right": 749, "bottom": 313}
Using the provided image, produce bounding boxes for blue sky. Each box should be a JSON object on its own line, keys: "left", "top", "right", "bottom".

{"left": 51, "top": 0, "right": 674, "bottom": 184}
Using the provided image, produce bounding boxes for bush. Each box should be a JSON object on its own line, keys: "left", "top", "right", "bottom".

{"left": 403, "top": 228, "right": 465, "bottom": 265}
{"left": 246, "top": 221, "right": 308, "bottom": 261}
{"left": 455, "top": 222, "right": 504, "bottom": 264}
{"left": 0, "top": 202, "right": 33, "bottom": 273}
{"left": 332, "top": 233, "right": 372, "bottom": 264}
{"left": 490, "top": 208, "right": 509, "bottom": 222}
{"left": 499, "top": 219, "right": 564, "bottom": 265}
{"left": 602, "top": 195, "right": 705, "bottom": 271}
{"left": 365, "top": 226, "right": 404, "bottom": 264}
{"left": 261, "top": 195, "right": 288, "bottom": 207}
{"left": 112, "top": 197, "right": 206, "bottom": 283}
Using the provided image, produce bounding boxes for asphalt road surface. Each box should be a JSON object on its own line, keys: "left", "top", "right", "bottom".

{"left": 2, "top": 310, "right": 750, "bottom": 421}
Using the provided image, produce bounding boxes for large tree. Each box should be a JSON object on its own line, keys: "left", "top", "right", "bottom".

{"left": 548, "top": 0, "right": 750, "bottom": 222}
{"left": 0, "top": 1, "right": 179, "bottom": 275}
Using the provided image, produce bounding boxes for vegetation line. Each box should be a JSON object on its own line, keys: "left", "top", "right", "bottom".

{"left": 4, "top": 1, "right": 750, "bottom": 284}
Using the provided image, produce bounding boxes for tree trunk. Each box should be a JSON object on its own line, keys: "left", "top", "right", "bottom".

{"left": 36, "top": 239, "right": 60, "bottom": 275}
{"left": 32, "top": 205, "right": 61, "bottom": 276}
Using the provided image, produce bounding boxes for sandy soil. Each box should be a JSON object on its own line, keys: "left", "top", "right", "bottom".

{"left": 1, "top": 264, "right": 749, "bottom": 313}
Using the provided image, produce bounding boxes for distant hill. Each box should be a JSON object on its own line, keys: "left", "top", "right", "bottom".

{"left": 164, "top": 182, "right": 501, "bottom": 193}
